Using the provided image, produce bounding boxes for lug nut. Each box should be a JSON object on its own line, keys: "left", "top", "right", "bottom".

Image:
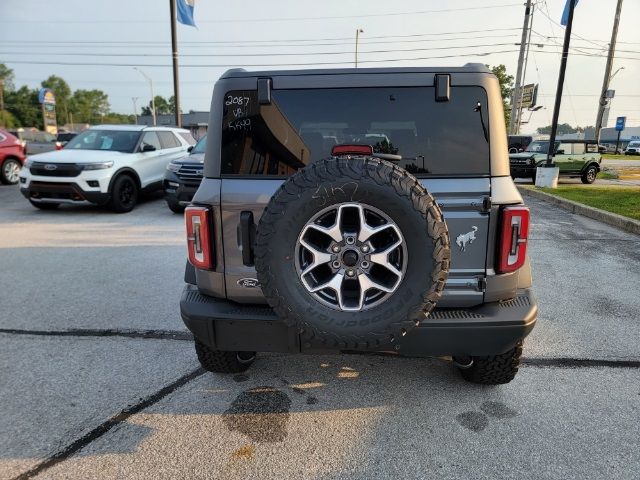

{"left": 346, "top": 237, "right": 355, "bottom": 245}
{"left": 361, "top": 261, "right": 369, "bottom": 268}
{"left": 346, "top": 269, "right": 355, "bottom": 277}
{"left": 332, "top": 261, "right": 341, "bottom": 268}
{"left": 332, "top": 245, "right": 340, "bottom": 253}
{"left": 361, "top": 245, "right": 369, "bottom": 253}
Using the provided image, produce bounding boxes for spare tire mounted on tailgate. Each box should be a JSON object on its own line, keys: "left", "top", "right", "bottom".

{"left": 255, "top": 156, "right": 450, "bottom": 349}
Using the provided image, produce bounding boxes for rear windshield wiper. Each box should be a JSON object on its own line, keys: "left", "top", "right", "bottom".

{"left": 474, "top": 101, "right": 489, "bottom": 143}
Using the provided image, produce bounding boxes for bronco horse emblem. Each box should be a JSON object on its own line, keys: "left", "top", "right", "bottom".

{"left": 456, "top": 226, "right": 478, "bottom": 252}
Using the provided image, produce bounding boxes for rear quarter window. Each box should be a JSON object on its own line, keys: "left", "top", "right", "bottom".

{"left": 221, "top": 86, "right": 490, "bottom": 177}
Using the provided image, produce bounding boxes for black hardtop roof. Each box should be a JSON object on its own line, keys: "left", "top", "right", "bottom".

{"left": 221, "top": 63, "right": 491, "bottom": 79}
{"left": 533, "top": 139, "right": 598, "bottom": 144}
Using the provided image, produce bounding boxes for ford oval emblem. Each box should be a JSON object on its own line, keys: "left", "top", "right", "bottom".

{"left": 44, "top": 164, "right": 58, "bottom": 170}
{"left": 237, "top": 278, "right": 260, "bottom": 288}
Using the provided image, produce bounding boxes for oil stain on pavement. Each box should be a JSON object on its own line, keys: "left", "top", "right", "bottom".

{"left": 223, "top": 386, "right": 291, "bottom": 442}
{"left": 456, "top": 401, "right": 518, "bottom": 432}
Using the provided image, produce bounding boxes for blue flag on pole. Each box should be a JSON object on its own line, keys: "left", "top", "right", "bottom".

{"left": 177, "top": 0, "right": 196, "bottom": 27}
{"left": 560, "top": 0, "right": 579, "bottom": 26}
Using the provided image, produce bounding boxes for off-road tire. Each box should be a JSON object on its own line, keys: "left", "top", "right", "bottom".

{"left": 109, "top": 174, "right": 138, "bottom": 213}
{"left": 581, "top": 165, "right": 597, "bottom": 184}
{"left": 29, "top": 200, "right": 59, "bottom": 210}
{"left": 255, "top": 156, "right": 450, "bottom": 349}
{"left": 194, "top": 340, "right": 256, "bottom": 373}
{"left": 459, "top": 341, "right": 523, "bottom": 385}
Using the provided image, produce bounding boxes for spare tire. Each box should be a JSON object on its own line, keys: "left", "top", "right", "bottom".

{"left": 255, "top": 157, "right": 450, "bottom": 349}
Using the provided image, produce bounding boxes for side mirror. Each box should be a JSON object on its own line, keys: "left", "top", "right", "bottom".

{"left": 142, "top": 144, "right": 156, "bottom": 152}
{"left": 556, "top": 149, "right": 564, "bottom": 155}
{"left": 187, "top": 146, "right": 194, "bottom": 153}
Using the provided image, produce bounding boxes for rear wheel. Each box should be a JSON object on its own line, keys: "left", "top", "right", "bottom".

{"left": 1, "top": 158, "right": 22, "bottom": 185}
{"left": 581, "top": 165, "right": 597, "bottom": 184}
{"left": 167, "top": 200, "right": 185, "bottom": 214}
{"left": 195, "top": 340, "right": 255, "bottom": 373}
{"left": 455, "top": 342, "right": 523, "bottom": 385}
{"left": 109, "top": 175, "right": 138, "bottom": 213}
{"left": 29, "top": 200, "right": 59, "bottom": 210}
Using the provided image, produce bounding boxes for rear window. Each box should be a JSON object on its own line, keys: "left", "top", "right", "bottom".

{"left": 157, "top": 131, "right": 181, "bottom": 148}
{"left": 221, "top": 87, "right": 490, "bottom": 177}
{"left": 179, "top": 132, "right": 197, "bottom": 145}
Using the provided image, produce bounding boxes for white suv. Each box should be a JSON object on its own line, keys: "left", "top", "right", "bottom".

{"left": 19, "top": 125, "right": 194, "bottom": 212}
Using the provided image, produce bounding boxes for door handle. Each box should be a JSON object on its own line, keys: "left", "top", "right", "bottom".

{"left": 239, "top": 211, "right": 256, "bottom": 266}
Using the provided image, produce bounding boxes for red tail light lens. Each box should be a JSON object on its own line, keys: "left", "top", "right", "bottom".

{"left": 185, "top": 206, "right": 213, "bottom": 270}
{"left": 331, "top": 144, "right": 374, "bottom": 156}
{"left": 497, "top": 206, "right": 530, "bottom": 274}
{"left": 55, "top": 142, "right": 63, "bottom": 150}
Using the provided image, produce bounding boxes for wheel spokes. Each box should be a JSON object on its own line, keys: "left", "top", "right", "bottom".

{"left": 299, "top": 238, "right": 332, "bottom": 276}
{"left": 357, "top": 206, "right": 397, "bottom": 243}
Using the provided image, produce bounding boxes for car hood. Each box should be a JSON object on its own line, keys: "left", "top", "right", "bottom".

{"left": 509, "top": 153, "right": 538, "bottom": 160}
{"left": 28, "top": 149, "right": 126, "bottom": 164}
{"left": 172, "top": 152, "right": 204, "bottom": 165}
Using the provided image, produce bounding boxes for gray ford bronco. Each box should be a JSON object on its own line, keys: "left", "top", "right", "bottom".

{"left": 180, "top": 64, "right": 537, "bottom": 385}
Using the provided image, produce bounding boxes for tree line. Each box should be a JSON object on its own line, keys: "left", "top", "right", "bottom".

{"left": 0, "top": 63, "right": 134, "bottom": 129}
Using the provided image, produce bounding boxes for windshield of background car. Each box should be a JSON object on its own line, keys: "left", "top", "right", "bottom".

{"left": 192, "top": 135, "right": 207, "bottom": 154}
{"left": 221, "top": 86, "right": 490, "bottom": 177}
{"left": 65, "top": 130, "right": 141, "bottom": 153}
{"left": 525, "top": 140, "right": 560, "bottom": 154}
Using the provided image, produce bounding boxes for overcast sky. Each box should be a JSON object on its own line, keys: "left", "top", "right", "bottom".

{"left": 1, "top": 0, "right": 638, "bottom": 133}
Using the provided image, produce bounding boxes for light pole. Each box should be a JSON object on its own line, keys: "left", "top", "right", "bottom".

{"left": 519, "top": 105, "right": 543, "bottom": 126}
{"left": 132, "top": 97, "right": 139, "bottom": 125}
{"left": 355, "top": 29, "right": 364, "bottom": 68}
{"left": 134, "top": 67, "right": 156, "bottom": 126}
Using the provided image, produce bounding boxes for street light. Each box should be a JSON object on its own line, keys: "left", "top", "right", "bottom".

{"left": 519, "top": 105, "right": 543, "bottom": 125}
{"left": 134, "top": 67, "right": 156, "bottom": 126}
{"left": 132, "top": 97, "right": 139, "bottom": 125}
{"left": 355, "top": 29, "right": 364, "bottom": 68}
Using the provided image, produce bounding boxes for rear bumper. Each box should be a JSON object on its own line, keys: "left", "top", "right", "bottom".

{"left": 180, "top": 286, "right": 537, "bottom": 356}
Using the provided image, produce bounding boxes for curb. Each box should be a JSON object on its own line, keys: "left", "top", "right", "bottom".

{"left": 518, "top": 186, "right": 640, "bottom": 236}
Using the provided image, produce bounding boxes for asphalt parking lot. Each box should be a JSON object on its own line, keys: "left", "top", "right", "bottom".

{"left": 1, "top": 184, "right": 639, "bottom": 479}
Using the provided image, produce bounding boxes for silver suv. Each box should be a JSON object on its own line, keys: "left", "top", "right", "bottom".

{"left": 179, "top": 65, "right": 537, "bottom": 384}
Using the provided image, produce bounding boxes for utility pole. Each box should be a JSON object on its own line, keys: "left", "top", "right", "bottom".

{"left": 546, "top": 0, "right": 577, "bottom": 168}
{"left": 132, "top": 97, "right": 139, "bottom": 124}
{"left": 355, "top": 29, "right": 363, "bottom": 68}
{"left": 594, "top": 0, "right": 623, "bottom": 142}
{"left": 169, "top": 0, "right": 182, "bottom": 127}
{"left": 509, "top": 0, "right": 533, "bottom": 135}
{"left": 516, "top": 2, "right": 535, "bottom": 133}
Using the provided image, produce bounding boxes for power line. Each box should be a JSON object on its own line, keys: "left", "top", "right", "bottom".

{"left": 0, "top": 28, "right": 523, "bottom": 47}
{"left": 2, "top": 49, "right": 521, "bottom": 68}
{"left": 2, "top": 33, "right": 523, "bottom": 50}
{"left": 2, "top": 4, "right": 523, "bottom": 24}
{"left": 0, "top": 42, "right": 522, "bottom": 58}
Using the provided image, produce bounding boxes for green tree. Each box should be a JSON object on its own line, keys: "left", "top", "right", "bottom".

{"left": 41, "top": 75, "right": 72, "bottom": 125}
{"left": 0, "top": 109, "right": 18, "bottom": 128}
{"left": 101, "top": 112, "right": 135, "bottom": 124}
{"left": 168, "top": 95, "right": 182, "bottom": 115}
{"left": 537, "top": 123, "right": 579, "bottom": 136}
{"left": 141, "top": 95, "right": 170, "bottom": 116}
{"left": 0, "top": 63, "right": 15, "bottom": 93}
{"left": 5, "top": 86, "right": 41, "bottom": 128}
{"left": 69, "top": 89, "right": 110, "bottom": 124}
{"left": 488, "top": 64, "right": 514, "bottom": 129}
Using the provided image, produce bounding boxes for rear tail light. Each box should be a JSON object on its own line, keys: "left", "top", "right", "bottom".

{"left": 185, "top": 206, "right": 213, "bottom": 269}
{"left": 55, "top": 142, "right": 63, "bottom": 150}
{"left": 497, "top": 206, "right": 530, "bottom": 274}
{"left": 331, "top": 144, "right": 374, "bottom": 156}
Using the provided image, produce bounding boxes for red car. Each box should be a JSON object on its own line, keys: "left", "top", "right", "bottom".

{"left": 0, "top": 129, "right": 26, "bottom": 185}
